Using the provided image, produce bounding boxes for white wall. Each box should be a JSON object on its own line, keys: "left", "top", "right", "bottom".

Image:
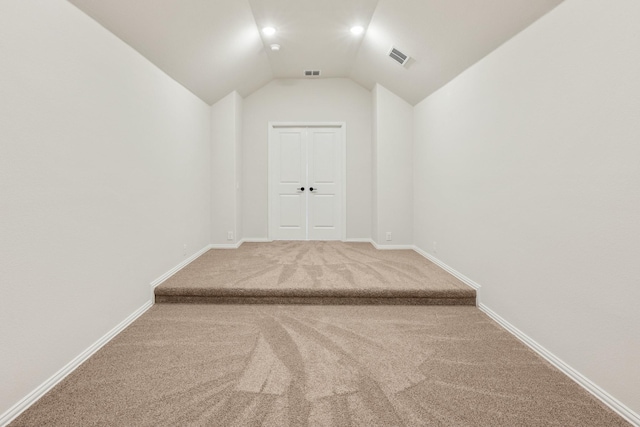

{"left": 413, "top": 0, "right": 640, "bottom": 415}
{"left": 242, "top": 78, "right": 372, "bottom": 240}
{"left": 371, "top": 88, "right": 378, "bottom": 242}
{"left": 0, "top": 0, "right": 211, "bottom": 418}
{"left": 210, "top": 91, "right": 242, "bottom": 245}
{"left": 372, "top": 84, "right": 413, "bottom": 245}
{"left": 235, "top": 94, "right": 243, "bottom": 242}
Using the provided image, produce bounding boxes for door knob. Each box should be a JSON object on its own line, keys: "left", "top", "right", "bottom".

{"left": 297, "top": 187, "right": 305, "bottom": 191}
{"left": 310, "top": 187, "right": 317, "bottom": 192}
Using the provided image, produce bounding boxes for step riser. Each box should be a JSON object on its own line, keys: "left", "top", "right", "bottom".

{"left": 155, "top": 295, "right": 476, "bottom": 305}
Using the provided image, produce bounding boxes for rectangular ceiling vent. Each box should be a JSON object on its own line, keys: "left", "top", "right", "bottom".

{"left": 388, "top": 46, "right": 410, "bottom": 66}
{"left": 304, "top": 70, "right": 321, "bottom": 77}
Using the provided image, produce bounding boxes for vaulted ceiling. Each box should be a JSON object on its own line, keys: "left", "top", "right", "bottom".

{"left": 67, "top": 0, "right": 563, "bottom": 105}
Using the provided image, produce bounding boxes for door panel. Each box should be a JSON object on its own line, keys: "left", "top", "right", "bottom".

{"left": 270, "top": 128, "right": 307, "bottom": 240}
{"left": 308, "top": 128, "right": 342, "bottom": 240}
{"left": 310, "top": 195, "right": 336, "bottom": 227}
{"left": 279, "top": 134, "right": 303, "bottom": 183}
{"left": 279, "top": 195, "right": 304, "bottom": 227}
{"left": 310, "top": 132, "right": 335, "bottom": 183}
{"left": 269, "top": 125, "right": 343, "bottom": 241}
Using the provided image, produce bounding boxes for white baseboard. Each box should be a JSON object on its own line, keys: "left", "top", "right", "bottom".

{"left": 370, "top": 240, "right": 414, "bottom": 250}
{"left": 479, "top": 303, "right": 640, "bottom": 426}
{"left": 241, "top": 238, "right": 272, "bottom": 243}
{"left": 345, "top": 238, "right": 413, "bottom": 250}
{"left": 209, "top": 242, "right": 242, "bottom": 249}
{"left": 375, "top": 244, "right": 415, "bottom": 250}
{"left": 207, "top": 239, "right": 272, "bottom": 250}
{"left": 412, "top": 245, "right": 482, "bottom": 291}
{"left": 0, "top": 301, "right": 153, "bottom": 427}
{"left": 150, "top": 244, "right": 211, "bottom": 290}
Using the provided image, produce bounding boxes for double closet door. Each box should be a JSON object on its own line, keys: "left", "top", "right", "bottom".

{"left": 269, "top": 125, "right": 344, "bottom": 241}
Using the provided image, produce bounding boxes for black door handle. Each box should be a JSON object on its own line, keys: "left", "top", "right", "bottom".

{"left": 310, "top": 187, "right": 317, "bottom": 192}
{"left": 297, "top": 187, "right": 305, "bottom": 191}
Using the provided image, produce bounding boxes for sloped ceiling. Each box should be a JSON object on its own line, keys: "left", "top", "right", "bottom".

{"left": 67, "top": 0, "right": 563, "bottom": 105}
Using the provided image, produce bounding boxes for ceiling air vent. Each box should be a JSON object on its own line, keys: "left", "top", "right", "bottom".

{"left": 388, "top": 46, "right": 410, "bottom": 66}
{"left": 304, "top": 70, "right": 321, "bottom": 77}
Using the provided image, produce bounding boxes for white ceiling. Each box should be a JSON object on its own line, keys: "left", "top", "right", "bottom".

{"left": 249, "top": 0, "right": 379, "bottom": 79}
{"left": 67, "top": 0, "right": 563, "bottom": 105}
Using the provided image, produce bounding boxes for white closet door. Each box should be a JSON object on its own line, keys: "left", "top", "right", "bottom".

{"left": 308, "top": 128, "right": 342, "bottom": 240}
{"left": 270, "top": 128, "right": 307, "bottom": 240}
{"left": 269, "top": 125, "right": 343, "bottom": 241}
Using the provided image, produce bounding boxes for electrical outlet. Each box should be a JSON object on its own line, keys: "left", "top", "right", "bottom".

{"left": 227, "top": 231, "right": 234, "bottom": 241}
{"left": 433, "top": 241, "right": 437, "bottom": 254}
{"left": 386, "top": 232, "right": 392, "bottom": 241}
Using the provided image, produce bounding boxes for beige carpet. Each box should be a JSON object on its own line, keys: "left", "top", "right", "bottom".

{"left": 155, "top": 242, "right": 476, "bottom": 305}
{"left": 11, "top": 304, "right": 628, "bottom": 426}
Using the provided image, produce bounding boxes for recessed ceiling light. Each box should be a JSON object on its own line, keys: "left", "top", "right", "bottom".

{"left": 350, "top": 26, "right": 364, "bottom": 35}
{"left": 262, "top": 27, "right": 276, "bottom": 36}
{"left": 270, "top": 44, "right": 281, "bottom": 51}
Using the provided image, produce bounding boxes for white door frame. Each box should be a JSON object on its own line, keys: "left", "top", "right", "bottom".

{"left": 268, "top": 122, "right": 347, "bottom": 241}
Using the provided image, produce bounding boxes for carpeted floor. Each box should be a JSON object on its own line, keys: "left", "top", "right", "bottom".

{"left": 155, "top": 242, "right": 476, "bottom": 305}
{"left": 11, "top": 304, "right": 628, "bottom": 426}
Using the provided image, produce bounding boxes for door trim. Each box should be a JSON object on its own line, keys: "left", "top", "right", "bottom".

{"left": 268, "top": 122, "right": 347, "bottom": 241}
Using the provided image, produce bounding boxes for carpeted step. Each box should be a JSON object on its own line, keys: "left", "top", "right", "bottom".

{"left": 153, "top": 242, "right": 477, "bottom": 306}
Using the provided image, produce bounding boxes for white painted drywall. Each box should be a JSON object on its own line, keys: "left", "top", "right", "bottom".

{"left": 371, "top": 87, "right": 379, "bottom": 242}
{"left": 210, "top": 91, "right": 242, "bottom": 244}
{"left": 413, "top": 0, "right": 640, "bottom": 414}
{"left": 372, "top": 84, "right": 413, "bottom": 245}
{"left": 235, "top": 93, "right": 244, "bottom": 242}
{"left": 242, "top": 78, "right": 372, "bottom": 240}
{"left": 0, "top": 0, "right": 211, "bottom": 417}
